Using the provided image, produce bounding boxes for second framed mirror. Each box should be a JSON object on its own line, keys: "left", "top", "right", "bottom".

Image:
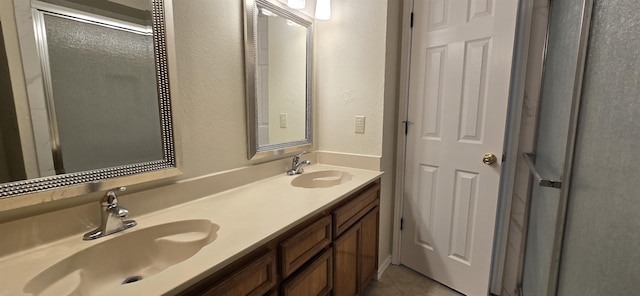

{"left": 243, "top": 0, "right": 313, "bottom": 160}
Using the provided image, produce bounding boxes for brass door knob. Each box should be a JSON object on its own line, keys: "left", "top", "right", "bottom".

{"left": 482, "top": 153, "right": 497, "bottom": 165}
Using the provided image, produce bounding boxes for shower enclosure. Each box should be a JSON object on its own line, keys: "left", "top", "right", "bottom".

{"left": 520, "top": 0, "right": 640, "bottom": 295}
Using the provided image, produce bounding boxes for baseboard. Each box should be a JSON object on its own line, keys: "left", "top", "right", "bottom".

{"left": 377, "top": 255, "right": 392, "bottom": 280}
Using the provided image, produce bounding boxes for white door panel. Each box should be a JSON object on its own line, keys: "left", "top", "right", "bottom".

{"left": 400, "top": 0, "right": 518, "bottom": 295}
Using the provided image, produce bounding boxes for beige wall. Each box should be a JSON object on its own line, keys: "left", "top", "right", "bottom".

{"left": 170, "top": 0, "right": 398, "bottom": 178}
{"left": 315, "top": 0, "right": 399, "bottom": 268}
{"left": 0, "top": 0, "right": 41, "bottom": 180}
{"left": 171, "top": 0, "right": 252, "bottom": 178}
{"left": 174, "top": 0, "right": 400, "bottom": 269}
{"left": 315, "top": 1, "right": 386, "bottom": 156}
{"left": 381, "top": 0, "right": 402, "bottom": 269}
{"left": 0, "top": 23, "right": 27, "bottom": 183}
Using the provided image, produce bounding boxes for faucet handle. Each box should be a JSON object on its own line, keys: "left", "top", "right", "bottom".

{"left": 101, "top": 186, "right": 126, "bottom": 205}
{"left": 293, "top": 151, "right": 307, "bottom": 162}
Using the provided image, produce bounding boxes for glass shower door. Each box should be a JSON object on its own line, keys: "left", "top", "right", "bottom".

{"left": 521, "top": 0, "right": 590, "bottom": 295}
{"left": 523, "top": 0, "right": 640, "bottom": 294}
{"left": 556, "top": 0, "right": 640, "bottom": 294}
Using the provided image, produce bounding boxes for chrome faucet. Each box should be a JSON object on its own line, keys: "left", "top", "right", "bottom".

{"left": 287, "top": 151, "right": 312, "bottom": 175}
{"left": 83, "top": 187, "right": 137, "bottom": 240}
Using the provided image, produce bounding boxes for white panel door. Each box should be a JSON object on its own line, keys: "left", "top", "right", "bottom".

{"left": 400, "top": 1, "right": 518, "bottom": 295}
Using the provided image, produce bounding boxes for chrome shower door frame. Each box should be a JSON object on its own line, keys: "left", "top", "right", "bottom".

{"left": 520, "top": 0, "right": 595, "bottom": 295}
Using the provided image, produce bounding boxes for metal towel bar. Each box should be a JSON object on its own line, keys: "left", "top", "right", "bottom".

{"left": 522, "top": 153, "right": 562, "bottom": 189}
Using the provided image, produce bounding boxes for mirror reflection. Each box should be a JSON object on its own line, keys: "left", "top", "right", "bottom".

{"left": 0, "top": 24, "right": 22, "bottom": 183}
{"left": 256, "top": 7, "right": 307, "bottom": 146}
{"left": 37, "top": 0, "right": 161, "bottom": 174}
{"left": 245, "top": 0, "right": 312, "bottom": 160}
{"left": 0, "top": 0, "right": 176, "bottom": 197}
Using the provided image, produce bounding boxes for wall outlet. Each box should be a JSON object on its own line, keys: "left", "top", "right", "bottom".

{"left": 355, "top": 115, "right": 365, "bottom": 134}
{"left": 279, "top": 113, "right": 287, "bottom": 128}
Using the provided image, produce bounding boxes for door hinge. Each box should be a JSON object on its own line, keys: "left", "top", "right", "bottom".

{"left": 400, "top": 218, "right": 404, "bottom": 230}
{"left": 403, "top": 120, "right": 411, "bottom": 135}
{"left": 410, "top": 12, "right": 414, "bottom": 28}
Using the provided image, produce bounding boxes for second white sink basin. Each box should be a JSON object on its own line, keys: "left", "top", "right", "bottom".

{"left": 291, "top": 170, "right": 353, "bottom": 188}
{"left": 23, "top": 219, "right": 219, "bottom": 296}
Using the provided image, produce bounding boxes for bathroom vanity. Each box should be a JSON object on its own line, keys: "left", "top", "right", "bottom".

{"left": 0, "top": 0, "right": 383, "bottom": 293}
{"left": 178, "top": 178, "right": 380, "bottom": 296}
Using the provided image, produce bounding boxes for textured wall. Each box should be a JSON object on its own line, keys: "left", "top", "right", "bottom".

{"left": 380, "top": 0, "right": 401, "bottom": 270}
{"left": 0, "top": 22, "right": 25, "bottom": 183}
{"left": 172, "top": 0, "right": 251, "bottom": 178}
{"left": 315, "top": 0, "right": 387, "bottom": 156}
{"left": 174, "top": 1, "right": 397, "bottom": 270}
{"left": 0, "top": 24, "right": 15, "bottom": 183}
{"left": 172, "top": 0, "right": 393, "bottom": 188}
{"left": 314, "top": 0, "right": 395, "bottom": 269}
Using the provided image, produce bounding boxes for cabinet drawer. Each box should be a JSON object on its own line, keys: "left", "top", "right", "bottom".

{"left": 333, "top": 183, "right": 380, "bottom": 237}
{"left": 281, "top": 248, "right": 333, "bottom": 296}
{"left": 280, "top": 216, "right": 332, "bottom": 278}
{"left": 202, "top": 250, "right": 277, "bottom": 296}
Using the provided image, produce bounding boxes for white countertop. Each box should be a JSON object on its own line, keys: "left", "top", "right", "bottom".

{"left": 0, "top": 164, "right": 382, "bottom": 296}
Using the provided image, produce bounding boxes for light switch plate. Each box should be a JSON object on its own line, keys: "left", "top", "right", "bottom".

{"left": 355, "top": 115, "right": 365, "bottom": 134}
{"left": 280, "top": 113, "right": 287, "bottom": 128}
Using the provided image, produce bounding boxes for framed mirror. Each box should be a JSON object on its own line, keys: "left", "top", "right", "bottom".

{"left": 243, "top": 0, "right": 313, "bottom": 160}
{"left": 0, "top": 0, "right": 179, "bottom": 203}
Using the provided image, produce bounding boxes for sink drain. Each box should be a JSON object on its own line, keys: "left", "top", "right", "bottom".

{"left": 122, "top": 275, "right": 143, "bottom": 285}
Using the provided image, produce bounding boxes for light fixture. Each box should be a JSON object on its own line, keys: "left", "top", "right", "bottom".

{"left": 315, "top": 0, "right": 331, "bottom": 20}
{"left": 287, "top": 0, "right": 305, "bottom": 9}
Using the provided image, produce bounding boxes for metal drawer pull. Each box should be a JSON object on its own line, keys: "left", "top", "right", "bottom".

{"left": 523, "top": 153, "right": 562, "bottom": 189}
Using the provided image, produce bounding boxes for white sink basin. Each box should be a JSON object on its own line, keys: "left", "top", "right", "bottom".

{"left": 23, "top": 219, "right": 219, "bottom": 296}
{"left": 291, "top": 170, "right": 353, "bottom": 188}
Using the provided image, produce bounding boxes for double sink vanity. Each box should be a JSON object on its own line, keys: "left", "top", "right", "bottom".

{"left": 0, "top": 164, "right": 382, "bottom": 295}
{"left": 0, "top": 0, "right": 384, "bottom": 294}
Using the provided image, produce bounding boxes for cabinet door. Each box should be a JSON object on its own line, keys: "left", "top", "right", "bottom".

{"left": 202, "top": 250, "right": 277, "bottom": 296}
{"left": 281, "top": 248, "right": 333, "bottom": 296}
{"left": 333, "top": 223, "right": 360, "bottom": 296}
{"left": 359, "top": 207, "right": 379, "bottom": 291}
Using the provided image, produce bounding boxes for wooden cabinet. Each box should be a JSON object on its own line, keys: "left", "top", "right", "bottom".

{"left": 179, "top": 179, "right": 380, "bottom": 296}
{"left": 333, "top": 183, "right": 380, "bottom": 296}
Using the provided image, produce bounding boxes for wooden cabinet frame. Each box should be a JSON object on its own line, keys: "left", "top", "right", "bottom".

{"left": 178, "top": 179, "right": 380, "bottom": 296}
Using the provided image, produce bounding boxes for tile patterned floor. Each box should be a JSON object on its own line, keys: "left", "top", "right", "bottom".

{"left": 362, "top": 265, "right": 463, "bottom": 296}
